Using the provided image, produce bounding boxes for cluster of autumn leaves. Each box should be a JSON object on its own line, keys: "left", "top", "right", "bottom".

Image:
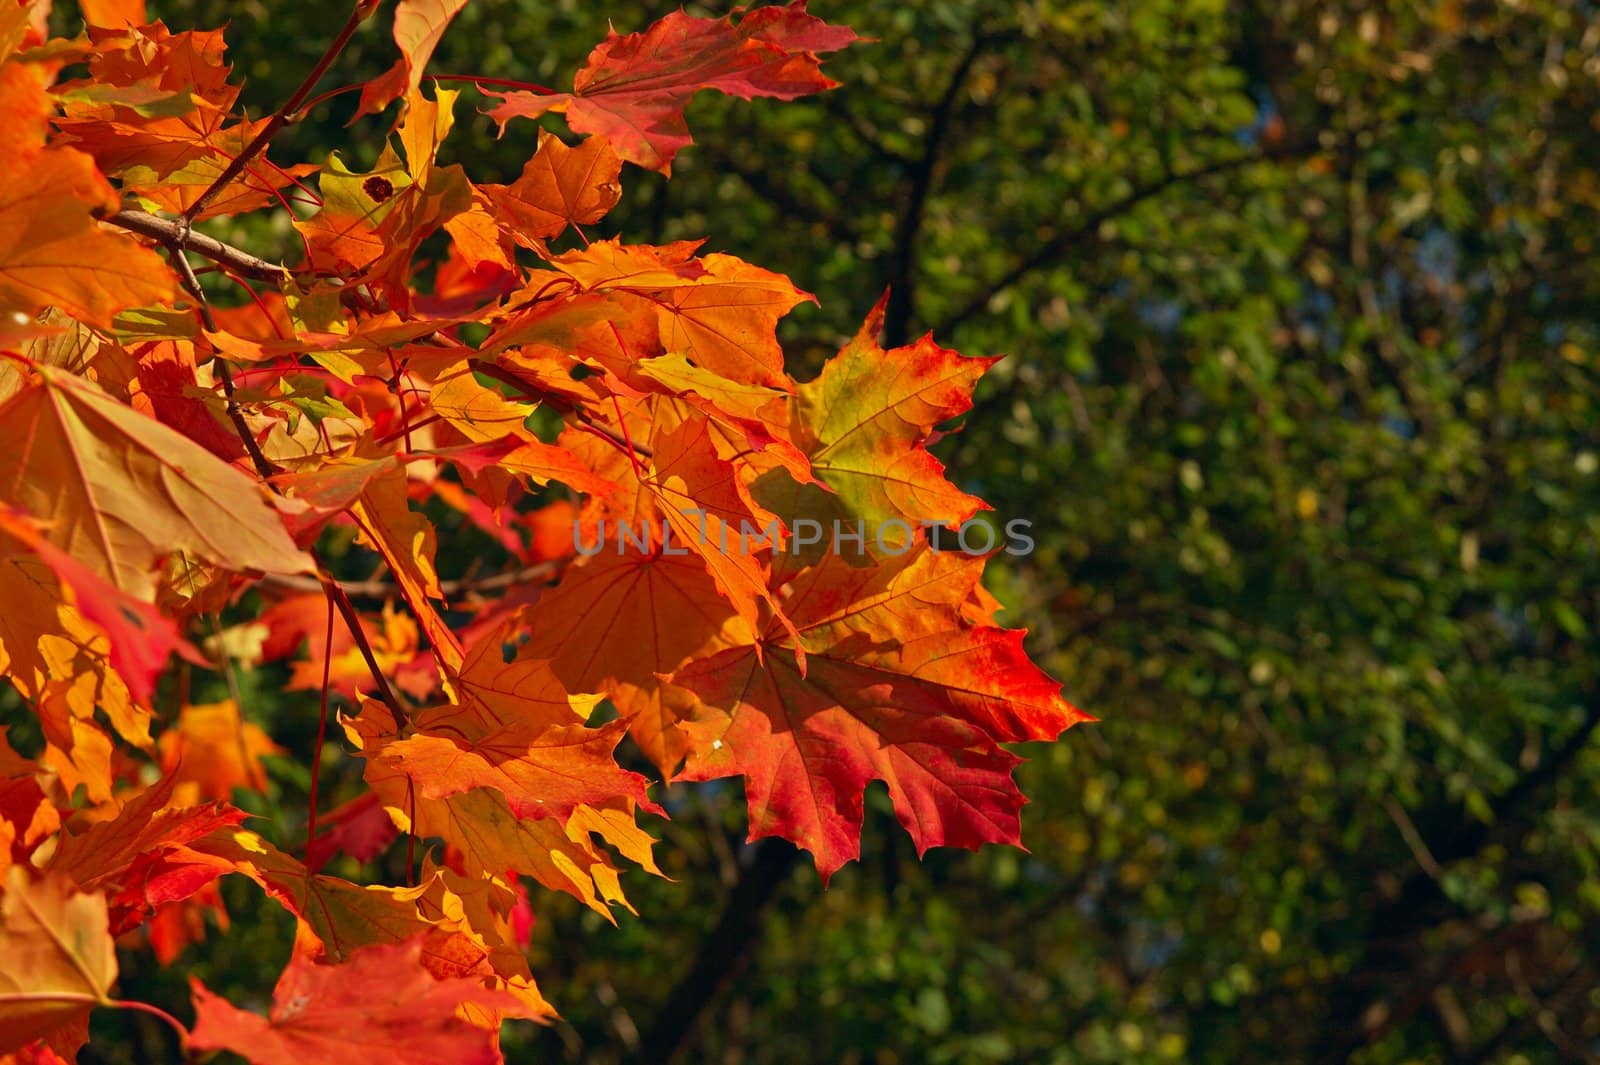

{"left": 0, "top": 1, "right": 1084, "bottom": 1061}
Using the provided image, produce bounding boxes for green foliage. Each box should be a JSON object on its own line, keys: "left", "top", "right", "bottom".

{"left": 97, "top": 1, "right": 1599, "bottom": 1062}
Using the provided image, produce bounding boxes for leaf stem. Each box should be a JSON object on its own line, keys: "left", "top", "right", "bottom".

{"left": 296, "top": 81, "right": 367, "bottom": 118}
{"left": 429, "top": 72, "right": 556, "bottom": 95}
{"left": 305, "top": 592, "right": 336, "bottom": 862}
{"left": 107, "top": 998, "right": 191, "bottom": 1049}
{"left": 321, "top": 577, "right": 413, "bottom": 727}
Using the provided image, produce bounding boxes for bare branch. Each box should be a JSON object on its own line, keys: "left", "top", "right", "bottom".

{"left": 105, "top": 209, "right": 290, "bottom": 283}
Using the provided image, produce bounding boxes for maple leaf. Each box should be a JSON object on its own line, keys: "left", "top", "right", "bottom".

{"left": 157, "top": 700, "right": 286, "bottom": 803}
{"left": 526, "top": 539, "right": 753, "bottom": 695}
{"left": 126, "top": 340, "right": 246, "bottom": 462}
{"left": 670, "top": 546, "right": 1088, "bottom": 878}
{"left": 520, "top": 523, "right": 753, "bottom": 774}
{"left": 345, "top": 701, "right": 662, "bottom": 920}
{"left": 377, "top": 620, "right": 660, "bottom": 822}
{"left": 0, "top": 505, "right": 188, "bottom": 705}
{"left": 550, "top": 240, "right": 811, "bottom": 389}
{"left": 53, "top": 23, "right": 315, "bottom": 223}
{"left": 0, "top": 367, "right": 315, "bottom": 600}
{"left": 626, "top": 352, "right": 813, "bottom": 485}
{"left": 754, "top": 295, "right": 999, "bottom": 559}
{"left": 189, "top": 936, "right": 519, "bottom": 1065}
{"left": 0, "top": 61, "right": 175, "bottom": 326}
{"left": 552, "top": 412, "right": 803, "bottom": 652}
{"left": 79, "top": 1, "right": 146, "bottom": 28}
{"left": 274, "top": 455, "right": 462, "bottom": 677}
{"left": 358, "top": 0, "right": 471, "bottom": 118}
{"left": 144, "top": 880, "right": 228, "bottom": 965}
{"left": 488, "top": 1, "right": 859, "bottom": 173}
{"left": 427, "top": 362, "right": 542, "bottom": 443}
{"left": 0, "top": 868, "right": 116, "bottom": 1056}
{"left": 45, "top": 772, "right": 246, "bottom": 933}
{"left": 0, "top": 732, "right": 60, "bottom": 878}
{"left": 298, "top": 88, "right": 471, "bottom": 298}
{"left": 426, "top": 435, "right": 619, "bottom": 502}
{"left": 347, "top": 462, "right": 464, "bottom": 676}
{"left": 480, "top": 130, "right": 623, "bottom": 244}
{"left": 188, "top": 827, "right": 435, "bottom": 961}
{"left": 0, "top": 533, "right": 153, "bottom": 803}
{"left": 305, "top": 791, "right": 400, "bottom": 873}
{"left": 191, "top": 828, "right": 553, "bottom": 1016}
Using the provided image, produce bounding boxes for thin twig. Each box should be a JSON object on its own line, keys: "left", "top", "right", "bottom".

{"left": 304, "top": 593, "right": 336, "bottom": 860}
{"left": 261, "top": 560, "right": 562, "bottom": 600}
{"left": 105, "top": 210, "right": 290, "bottom": 282}
{"left": 937, "top": 138, "right": 1331, "bottom": 335}
{"left": 322, "top": 578, "right": 412, "bottom": 726}
{"left": 430, "top": 72, "right": 556, "bottom": 94}
{"left": 166, "top": 244, "right": 285, "bottom": 484}
{"left": 182, "top": 0, "right": 381, "bottom": 222}
{"left": 181, "top": 245, "right": 414, "bottom": 728}
{"left": 1383, "top": 797, "right": 1444, "bottom": 881}
{"left": 107, "top": 999, "right": 190, "bottom": 1050}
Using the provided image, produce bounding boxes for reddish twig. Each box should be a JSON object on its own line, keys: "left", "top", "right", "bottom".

{"left": 262, "top": 560, "right": 561, "bottom": 600}
{"left": 322, "top": 577, "right": 412, "bottom": 727}
{"left": 108, "top": 999, "right": 190, "bottom": 1050}
{"left": 304, "top": 593, "right": 336, "bottom": 861}
{"left": 429, "top": 72, "right": 557, "bottom": 95}
{"left": 216, "top": 265, "right": 292, "bottom": 340}
{"left": 182, "top": 0, "right": 381, "bottom": 222}
{"left": 376, "top": 411, "right": 442, "bottom": 446}
{"left": 386, "top": 349, "right": 415, "bottom": 451}
{"left": 609, "top": 393, "right": 646, "bottom": 480}
{"left": 296, "top": 81, "right": 368, "bottom": 118}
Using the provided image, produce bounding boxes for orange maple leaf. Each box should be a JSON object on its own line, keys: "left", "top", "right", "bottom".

{"left": 189, "top": 936, "right": 519, "bottom": 1065}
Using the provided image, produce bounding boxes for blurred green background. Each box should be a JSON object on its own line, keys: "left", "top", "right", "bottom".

{"left": 82, "top": 1, "right": 1600, "bottom": 1062}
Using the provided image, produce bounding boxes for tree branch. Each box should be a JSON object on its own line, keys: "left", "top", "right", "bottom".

{"left": 635, "top": 840, "right": 801, "bottom": 1064}
{"left": 1315, "top": 692, "right": 1600, "bottom": 1059}
{"left": 935, "top": 138, "right": 1325, "bottom": 336}
{"left": 168, "top": 244, "right": 414, "bottom": 728}
{"left": 709, "top": 145, "right": 860, "bottom": 245}
{"left": 881, "top": 33, "right": 987, "bottom": 347}
{"left": 106, "top": 210, "right": 291, "bottom": 282}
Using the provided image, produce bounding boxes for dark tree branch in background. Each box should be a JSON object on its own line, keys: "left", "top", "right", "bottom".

{"left": 935, "top": 144, "right": 1306, "bottom": 336}
{"left": 817, "top": 94, "right": 917, "bottom": 166}
{"left": 1314, "top": 691, "right": 1600, "bottom": 1062}
{"left": 635, "top": 840, "right": 801, "bottom": 1065}
{"left": 712, "top": 146, "right": 862, "bottom": 245}
{"left": 881, "top": 33, "right": 988, "bottom": 347}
